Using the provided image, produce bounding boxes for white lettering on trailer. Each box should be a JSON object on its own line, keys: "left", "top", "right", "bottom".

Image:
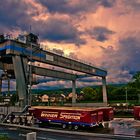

{"left": 109, "top": 110, "right": 113, "bottom": 114}
{"left": 60, "top": 112, "right": 81, "bottom": 120}
{"left": 91, "top": 113, "right": 96, "bottom": 116}
{"left": 98, "top": 111, "right": 103, "bottom": 115}
{"left": 41, "top": 111, "right": 58, "bottom": 118}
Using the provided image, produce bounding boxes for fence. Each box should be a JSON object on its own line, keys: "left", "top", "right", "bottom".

{"left": 0, "top": 106, "right": 22, "bottom": 116}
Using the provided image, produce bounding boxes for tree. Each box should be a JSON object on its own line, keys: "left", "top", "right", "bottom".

{"left": 0, "top": 95, "right": 3, "bottom": 102}
{"left": 109, "top": 86, "right": 140, "bottom": 101}
{"left": 126, "top": 87, "right": 140, "bottom": 100}
{"left": 128, "top": 71, "right": 140, "bottom": 89}
{"left": 81, "top": 87, "right": 97, "bottom": 101}
{"left": 111, "top": 87, "right": 125, "bottom": 100}
{"left": 95, "top": 86, "right": 103, "bottom": 101}
{"left": 10, "top": 93, "right": 19, "bottom": 105}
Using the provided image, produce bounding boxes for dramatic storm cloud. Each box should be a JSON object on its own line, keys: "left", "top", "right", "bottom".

{"left": 0, "top": 0, "right": 140, "bottom": 90}
{"left": 37, "top": 0, "right": 115, "bottom": 14}
{"left": 87, "top": 26, "right": 115, "bottom": 42}
{"left": 39, "top": 17, "right": 85, "bottom": 44}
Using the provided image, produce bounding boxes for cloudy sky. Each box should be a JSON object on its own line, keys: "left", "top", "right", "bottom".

{"left": 0, "top": 0, "right": 140, "bottom": 90}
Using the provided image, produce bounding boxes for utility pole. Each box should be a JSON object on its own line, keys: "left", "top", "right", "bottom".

{"left": 29, "top": 27, "right": 32, "bottom": 106}
{"left": 8, "top": 76, "right": 10, "bottom": 95}
{"left": 0, "top": 78, "right": 2, "bottom": 94}
{"left": 125, "top": 87, "right": 128, "bottom": 103}
{"left": 29, "top": 42, "right": 32, "bottom": 106}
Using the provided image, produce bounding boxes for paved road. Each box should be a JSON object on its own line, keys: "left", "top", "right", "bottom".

{"left": 0, "top": 123, "right": 140, "bottom": 140}
{"left": 0, "top": 126, "right": 114, "bottom": 140}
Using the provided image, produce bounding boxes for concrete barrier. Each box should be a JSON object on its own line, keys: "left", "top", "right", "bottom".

{"left": 26, "top": 132, "right": 36, "bottom": 140}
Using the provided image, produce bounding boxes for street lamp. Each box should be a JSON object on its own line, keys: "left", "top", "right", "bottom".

{"left": 29, "top": 42, "right": 32, "bottom": 106}
{"left": 125, "top": 87, "right": 128, "bottom": 103}
{"left": 4, "top": 70, "right": 11, "bottom": 96}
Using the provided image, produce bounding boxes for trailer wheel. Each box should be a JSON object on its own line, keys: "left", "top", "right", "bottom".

{"left": 74, "top": 125, "right": 79, "bottom": 130}
{"left": 98, "top": 123, "right": 103, "bottom": 128}
{"left": 62, "top": 124, "right": 67, "bottom": 129}
{"left": 68, "top": 125, "right": 72, "bottom": 130}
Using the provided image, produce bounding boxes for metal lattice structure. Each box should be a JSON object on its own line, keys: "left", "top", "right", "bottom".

{"left": 0, "top": 33, "right": 107, "bottom": 107}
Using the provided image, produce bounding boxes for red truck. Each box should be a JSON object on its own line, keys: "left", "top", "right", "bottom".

{"left": 29, "top": 106, "right": 113, "bottom": 130}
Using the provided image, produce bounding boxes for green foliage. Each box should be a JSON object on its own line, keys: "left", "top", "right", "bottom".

{"left": 0, "top": 135, "right": 9, "bottom": 140}
{"left": 108, "top": 86, "right": 140, "bottom": 101}
{"left": 0, "top": 95, "right": 3, "bottom": 102}
{"left": 94, "top": 86, "right": 102, "bottom": 101}
{"left": 82, "top": 87, "right": 97, "bottom": 101}
{"left": 128, "top": 71, "right": 140, "bottom": 89}
{"left": 107, "top": 85, "right": 118, "bottom": 100}
{"left": 110, "top": 87, "right": 125, "bottom": 100}
{"left": 107, "top": 71, "right": 140, "bottom": 104}
{"left": 10, "top": 93, "right": 19, "bottom": 105}
{"left": 126, "top": 87, "right": 140, "bottom": 100}
{"left": 132, "top": 71, "right": 140, "bottom": 82}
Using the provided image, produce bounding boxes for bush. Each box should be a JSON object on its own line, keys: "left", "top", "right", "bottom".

{"left": 0, "top": 135, "right": 9, "bottom": 140}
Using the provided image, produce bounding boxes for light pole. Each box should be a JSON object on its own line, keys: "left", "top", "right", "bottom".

{"left": 125, "top": 87, "right": 128, "bottom": 103}
{"left": 29, "top": 42, "right": 32, "bottom": 106}
{"left": 7, "top": 74, "right": 12, "bottom": 95}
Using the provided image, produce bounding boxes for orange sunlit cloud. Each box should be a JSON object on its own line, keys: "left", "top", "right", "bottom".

{"left": 0, "top": 0, "right": 140, "bottom": 90}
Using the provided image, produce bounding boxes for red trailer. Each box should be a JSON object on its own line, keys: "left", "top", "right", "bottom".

{"left": 101, "top": 107, "right": 114, "bottom": 121}
{"left": 134, "top": 106, "right": 140, "bottom": 120}
{"left": 29, "top": 106, "right": 113, "bottom": 129}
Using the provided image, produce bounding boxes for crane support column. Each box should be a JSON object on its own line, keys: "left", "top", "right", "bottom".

{"left": 102, "top": 76, "right": 107, "bottom": 104}
{"left": 0, "top": 78, "right": 2, "bottom": 94}
{"left": 12, "top": 56, "right": 28, "bottom": 107}
{"left": 72, "top": 80, "right": 76, "bottom": 105}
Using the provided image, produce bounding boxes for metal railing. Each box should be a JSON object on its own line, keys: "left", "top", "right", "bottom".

{"left": 1, "top": 33, "right": 106, "bottom": 71}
